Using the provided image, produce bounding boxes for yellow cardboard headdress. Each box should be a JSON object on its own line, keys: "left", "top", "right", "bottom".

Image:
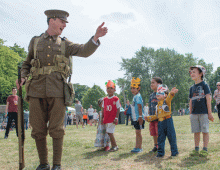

{"left": 130, "top": 77, "right": 141, "bottom": 88}
{"left": 105, "top": 80, "right": 116, "bottom": 88}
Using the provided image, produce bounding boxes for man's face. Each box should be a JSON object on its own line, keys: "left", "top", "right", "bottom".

{"left": 106, "top": 87, "right": 115, "bottom": 96}
{"left": 50, "top": 18, "right": 66, "bottom": 35}
{"left": 190, "top": 68, "right": 202, "bottom": 81}
{"left": 90, "top": 105, "right": 92, "bottom": 108}
{"left": 217, "top": 83, "right": 220, "bottom": 90}
{"left": 151, "top": 79, "right": 159, "bottom": 91}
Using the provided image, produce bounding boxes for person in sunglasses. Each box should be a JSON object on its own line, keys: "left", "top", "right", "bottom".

{"left": 155, "top": 84, "right": 179, "bottom": 158}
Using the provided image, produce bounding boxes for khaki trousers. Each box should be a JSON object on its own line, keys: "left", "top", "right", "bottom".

{"left": 29, "top": 97, "right": 66, "bottom": 140}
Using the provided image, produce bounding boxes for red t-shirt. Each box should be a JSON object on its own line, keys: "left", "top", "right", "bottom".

{"left": 7, "top": 95, "right": 18, "bottom": 113}
{"left": 103, "top": 96, "right": 120, "bottom": 124}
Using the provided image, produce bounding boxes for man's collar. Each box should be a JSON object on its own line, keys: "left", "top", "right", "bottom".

{"left": 44, "top": 31, "right": 59, "bottom": 41}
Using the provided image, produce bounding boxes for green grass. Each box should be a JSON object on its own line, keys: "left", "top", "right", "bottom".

{"left": 1, "top": 114, "right": 220, "bottom": 170}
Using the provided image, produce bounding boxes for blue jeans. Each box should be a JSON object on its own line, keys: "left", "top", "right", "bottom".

{"left": 126, "top": 114, "right": 133, "bottom": 125}
{"left": 157, "top": 117, "right": 178, "bottom": 156}
{"left": 24, "top": 119, "right": 28, "bottom": 130}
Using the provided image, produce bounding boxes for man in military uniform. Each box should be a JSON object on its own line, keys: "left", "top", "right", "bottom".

{"left": 16, "top": 9, "right": 107, "bottom": 170}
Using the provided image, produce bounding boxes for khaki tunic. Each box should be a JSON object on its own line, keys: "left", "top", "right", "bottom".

{"left": 21, "top": 31, "right": 100, "bottom": 139}
{"left": 21, "top": 31, "right": 100, "bottom": 98}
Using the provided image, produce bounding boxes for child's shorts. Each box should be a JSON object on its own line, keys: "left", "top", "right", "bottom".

{"left": 106, "top": 123, "right": 116, "bottom": 133}
{"left": 190, "top": 114, "right": 209, "bottom": 133}
{"left": 149, "top": 121, "right": 158, "bottom": 136}
{"left": 133, "top": 120, "right": 145, "bottom": 130}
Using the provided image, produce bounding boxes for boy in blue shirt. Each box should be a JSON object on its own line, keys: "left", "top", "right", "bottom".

{"left": 130, "top": 77, "right": 145, "bottom": 153}
{"left": 189, "top": 65, "right": 214, "bottom": 157}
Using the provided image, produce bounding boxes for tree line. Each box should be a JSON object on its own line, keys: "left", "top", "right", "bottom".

{"left": 116, "top": 47, "right": 219, "bottom": 111}
{"left": 0, "top": 39, "right": 219, "bottom": 112}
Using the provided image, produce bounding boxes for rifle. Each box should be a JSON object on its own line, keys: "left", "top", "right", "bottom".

{"left": 18, "top": 66, "right": 25, "bottom": 169}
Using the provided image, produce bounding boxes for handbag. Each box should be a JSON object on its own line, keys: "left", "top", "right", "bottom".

{"left": 124, "top": 109, "right": 127, "bottom": 115}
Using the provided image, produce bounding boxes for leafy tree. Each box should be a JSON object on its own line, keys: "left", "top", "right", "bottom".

{"left": 117, "top": 47, "right": 213, "bottom": 111}
{"left": 82, "top": 85, "right": 106, "bottom": 111}
{"left": 73, "top": 83, "right": 90, "bottom": 102}
{"left": 10, "top": 43, "right": 27, "bottom": 67}
{"left": 0, "top": 39, "right": 21, "bottom": 104}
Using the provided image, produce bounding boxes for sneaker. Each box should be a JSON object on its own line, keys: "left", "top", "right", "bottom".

{"left": 199, "top": 150, "right": 208, "bottom": 157}
{"left": 36, "top": 164, "right": 50, "bottom": 170}
{"left": 150, "top": 146, "right": 157, "bottom": 153}
{"left": 4, "top": 135, "right": 8, "bottom": 139}
{"left": 51, "top": 165, "right": 61, "bottom": 170}
{"left": 109, "top": 146, "right": 119, "bottom": 152}
{"left": 104, "top": 146, "right": 110, "bottom": 151}
{"left": 131, "top": 148, "right": 143, "bottom": 153}
{"left": 131, "top": 148, "right": 137, "bottom": 152}
{"left": 190, "top": 150, "right": 199, "bottom": 156}
{"left": 155, "top": 154, "right": 164, "bottom": 158}
{"left": 170, "top": 153, "right": 179, "bottom": 158}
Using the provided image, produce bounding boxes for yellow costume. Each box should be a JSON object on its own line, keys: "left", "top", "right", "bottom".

{"left": 157, "top": 93, "right": 175, "bottom": 121}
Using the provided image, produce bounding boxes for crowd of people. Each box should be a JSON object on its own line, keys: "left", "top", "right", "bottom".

{"left": 64, "top": 102, "right": 100, "bottom": 129}
{"left": 93, "top": 65, "right": 217, "bottom": 159}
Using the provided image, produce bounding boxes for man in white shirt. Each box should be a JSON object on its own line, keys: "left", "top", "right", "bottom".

{"left": 88, "top": 105, "right": 94, "bottom": 126}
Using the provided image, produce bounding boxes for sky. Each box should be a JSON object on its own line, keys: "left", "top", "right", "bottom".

{"left": 1, "top": 0, "right": 220, "bottom": 94}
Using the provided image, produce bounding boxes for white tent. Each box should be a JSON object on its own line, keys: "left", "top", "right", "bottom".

{"left": 67, "top": 107, "right": 75, "bottom": 113}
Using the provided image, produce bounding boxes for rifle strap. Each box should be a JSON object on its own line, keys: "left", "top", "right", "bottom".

{"left": 34, "top": 37, "right": 40, "bottom": 59}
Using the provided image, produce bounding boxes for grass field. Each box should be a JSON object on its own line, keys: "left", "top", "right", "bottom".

{"left": 0, "top": 114, "right": 220, "bottom": 170}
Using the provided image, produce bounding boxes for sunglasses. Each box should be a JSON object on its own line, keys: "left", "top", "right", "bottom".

{"left": 217, "top": 85, "right": 220, "bottom": 86}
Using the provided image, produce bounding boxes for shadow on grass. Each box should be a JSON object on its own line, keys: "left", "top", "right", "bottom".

{"left": 134, "top": 152, "right": 164, "bottom": 169}
{"left": 111, "top": 152, "right": 136, "bottom": 161}
{"left": 83, "top": 150, "right": 109, "bottom": 159}
{"left": 178, "top": 156, "right": 209, "bottom": 168}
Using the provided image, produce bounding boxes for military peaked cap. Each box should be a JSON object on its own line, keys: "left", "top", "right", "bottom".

{"left": 44, "top": 9, "right": 69, "bottom": 23}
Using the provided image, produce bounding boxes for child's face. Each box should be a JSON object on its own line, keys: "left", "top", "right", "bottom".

{"left": 156, "top": 93, "right": 167, "bottom": 100}
{"left": 190, "top": 68, "right": 202, "bottom": 81}
{"left": 151, "top": 79, "right": 159, "bottom": 91}
{"left": 106, "top": 87, "right": 116, "bottom": 96}
{"left": 131, "top": 87, "right": 140, "bottom": 95}
{"left": 156, "top": 94, "right": 165, "bottom": 100}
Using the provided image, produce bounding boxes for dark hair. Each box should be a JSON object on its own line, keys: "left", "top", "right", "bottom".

{"left": 152, "top": 77, "right": 163, "bottom": 84}
{"left": 190, "top": 67, "right": 203, "bottom": 80}
{"left": 12, "top": 87, "right": 17, "bottom": 91}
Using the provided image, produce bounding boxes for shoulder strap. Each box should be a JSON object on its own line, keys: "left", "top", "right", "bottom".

{"left": 61, "top": 40, "right": 65, "bottom": 56}
{"left": 34, "top": 37, "right": 40, "bottom": 59}
{"left": 61, "top": 39, "right": 73, "bottom": 78}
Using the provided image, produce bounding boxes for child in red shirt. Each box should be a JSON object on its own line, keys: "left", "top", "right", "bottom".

{"left": 101, "top": 80, "right": 120, "bottom": 152}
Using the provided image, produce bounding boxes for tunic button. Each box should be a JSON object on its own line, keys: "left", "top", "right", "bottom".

{"left": 48, "top": 63, "right": 50, "bottom": 66}
{"left": 47, "top": 54, "right": 50, "bottom": 57}
{"left": 48, "top": 46, "right": 50, "bottom": 48}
